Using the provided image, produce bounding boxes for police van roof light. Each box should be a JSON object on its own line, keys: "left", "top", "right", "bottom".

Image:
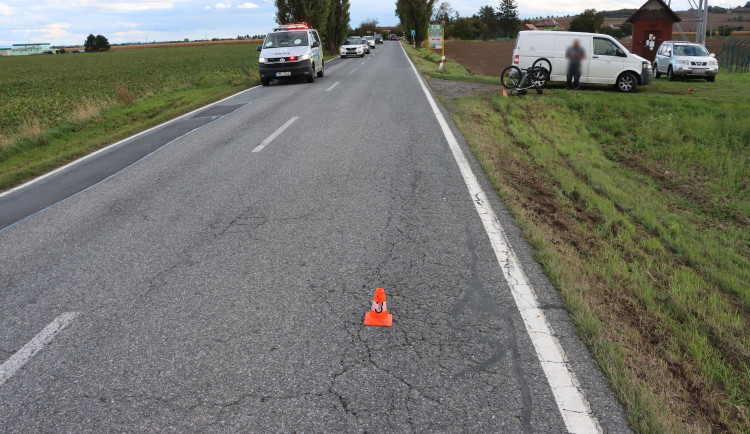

{"left": 274, "top": 23, "right": 309, "bottom": 31}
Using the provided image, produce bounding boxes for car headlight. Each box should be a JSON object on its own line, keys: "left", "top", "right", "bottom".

{"left": 259, "top": 57, "right": 267, "bottom": 63}
{"left": 642, "top": 61, "right": 651, "bottom": 69}
{"left": 299, "top": 54, "right": 310, "bottom": 61}
{"left": 709, "top": 59, "right": 718, "bottom": 66}
{"left": 677, "top": 58, "right": 689, "bottom": 65}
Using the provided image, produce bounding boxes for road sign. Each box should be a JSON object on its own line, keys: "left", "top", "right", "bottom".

{"left": 428, "top": 24, "right": 443, "bottom": 50}
{"left": 411, "top": 29, "right": 415, "bottom": 36}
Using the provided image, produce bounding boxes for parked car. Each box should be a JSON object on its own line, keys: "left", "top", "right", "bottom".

{"left": 340, "top": 36, "right": 365, "bottom": 58}
{"left": 358, "top": 36, "right": 370, "bottom": 54}
{"left": 389, "top": 34, "right": 397, "bottom": 41}
{"left": 512, "top": 30, "right": 652, "bottom": 92}
{"left": 362, "top": 36, "right": 376, "bottom": 49}
{"left": 653, "top": 41, "right": 718, "bottom": 82}
{"left": 374, "top": 34, "right": 383, "bottom": 44}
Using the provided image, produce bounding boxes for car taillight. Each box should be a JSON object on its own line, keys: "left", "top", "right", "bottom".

{"left": 513, "top": 55, "right": 519, "bottom": 64}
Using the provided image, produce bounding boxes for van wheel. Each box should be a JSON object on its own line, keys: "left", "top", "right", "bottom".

{"left": 317, "top": 61, "right": 324, "bottom": 77}
{"left": 707, "top": 76, "right": 715, "bottom": 82}
{"left": 307, "top": 65, "right": 315, "bottom": 83}
{"left": 667, "top": 66, "right": 677, "bottom": 81}
{"left": 616, "top": 72, "right": 637, "bottom": 92}
{"left": 653, "top": 63, "right": 661, "bottom": 78}
{"left": 261, "top": 78, "right": 271, "bottom": 86}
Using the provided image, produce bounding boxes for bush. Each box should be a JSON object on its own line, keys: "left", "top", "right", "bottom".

{"left": 718, "top": 25, "right": 734, "bottom": 36}
{"left": 84, "top": 34, "right": 111, "bottom": 52}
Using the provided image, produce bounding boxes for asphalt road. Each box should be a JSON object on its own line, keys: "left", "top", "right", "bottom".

{"left": 0, "top": 42, "right": 630, "bottom": 432}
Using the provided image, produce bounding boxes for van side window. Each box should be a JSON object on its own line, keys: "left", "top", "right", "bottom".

{"left": 311, "top": 31, "right": 320, "bottom": 46}
{"left": 593, "top": 38, "right": 619, "bottom": 56}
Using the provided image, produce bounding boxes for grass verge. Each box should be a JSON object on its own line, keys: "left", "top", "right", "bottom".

{"left": 0, "top": 44, "right": 262, "bottom": 192}
{"left": 0, "top": 84, "right": 249, "bottom": 191}
{"left": 405, "top": 44, "right": 750, "bottom": 432}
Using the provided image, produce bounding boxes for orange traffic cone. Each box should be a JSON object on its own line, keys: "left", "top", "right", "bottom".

{"left": 364, "top": 288, "right": 393, "bottom": 327}
{"left": 502, "top": 88, "right": 508, "bottom": 97}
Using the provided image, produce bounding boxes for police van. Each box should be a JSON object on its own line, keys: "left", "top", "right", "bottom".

{"left": 513, "top": 31, "right": 653, "bottom": 92}
{"left": 257, "top": 24, "right": 324, "bottom": 86}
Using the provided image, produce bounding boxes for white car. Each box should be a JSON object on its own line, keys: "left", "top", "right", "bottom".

{"left": 513, "top": 31, "right": 652, "bottom": 92}
{"left": 653, "top": 41, "right": 718, "bottom": 82}
{"left": 340, "top": 36, "right": 365, "bottom": 58}
{"left": 362, "top": 36, "right": 376, "bottom": 49}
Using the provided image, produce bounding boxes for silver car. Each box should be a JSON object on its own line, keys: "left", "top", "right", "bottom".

{"left": 340, "top": 36, "right": 365, "bottom": 58}
{"left": 653, "top": 41, "right": 718, "bottom": 82}
{"left": 362, "top": 36, "right": 376, "bottom": 49}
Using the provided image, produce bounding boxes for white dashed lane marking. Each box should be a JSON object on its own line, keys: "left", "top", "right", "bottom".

{"left": 252, "top": 116, "right": 298, "bottom": 153}
{"left": 0, "top": 312, "right": 79, "bottom": 388}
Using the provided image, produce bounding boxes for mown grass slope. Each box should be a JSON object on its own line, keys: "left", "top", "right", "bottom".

{"left": 407, "top": 42, "right": 749, "bottom": 432}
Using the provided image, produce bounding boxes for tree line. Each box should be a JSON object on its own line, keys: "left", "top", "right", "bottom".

{"left": 396, "top": 0, "right": 520, "bottom": 46}
{"left": 274, "top": 0, "right": 351, "bottom": 54}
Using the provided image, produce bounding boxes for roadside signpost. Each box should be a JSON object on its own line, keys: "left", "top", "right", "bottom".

{"left": 411, "top": 29, "right": 416, "bottom": 47}
{"left": 429, "top": 24, "right": 445, "bottom": 70}
{"left": 428, "top": 24, "right": 443, "bottom": 50}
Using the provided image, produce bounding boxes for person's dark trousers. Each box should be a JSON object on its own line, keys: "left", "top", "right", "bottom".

{"left": 566, "top": 65, "right": 581, "bottom": 90}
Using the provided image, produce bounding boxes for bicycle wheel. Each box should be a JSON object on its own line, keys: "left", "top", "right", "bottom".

{"left": 530, "top": 58, "right": 551, "bottom": 88}
{"left": 501, "top": 66, "right": 522, "bottom": 89}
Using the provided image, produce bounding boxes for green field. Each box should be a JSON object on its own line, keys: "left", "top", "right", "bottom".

{"left": 0, "top": 44, "right": 260, "bottom": 190}
{"left": 405, "top": 45, "right": 749, "bottom": 432}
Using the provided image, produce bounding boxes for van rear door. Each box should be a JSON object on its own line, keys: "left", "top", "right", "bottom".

{"left": 517, "top": 32, "right": 554, "bottom": 69}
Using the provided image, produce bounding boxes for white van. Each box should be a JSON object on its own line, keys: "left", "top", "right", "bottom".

{"left": 257, "top": 24, "right": 324, "bottom": 86}
{"left": 512, "top": 31, "right": 652, "bottom": 92}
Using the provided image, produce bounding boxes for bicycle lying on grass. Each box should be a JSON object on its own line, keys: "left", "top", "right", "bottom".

{"left": 501, "top": 58, "right": 551, "bottom": 96}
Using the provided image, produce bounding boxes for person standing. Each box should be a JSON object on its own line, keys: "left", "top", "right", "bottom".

{"left": 566, "top": 39, "right": 586, "bottom": 90}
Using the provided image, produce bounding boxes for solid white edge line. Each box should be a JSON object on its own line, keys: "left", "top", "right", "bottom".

{"left": 0, "top": 312, "right": 79, "bottom": 387}
{"left": 350, "top": 68, "right": 356, "bottom": 73}
{"left": 400, "top": 43, "right": 602, "bottom": 434}
{"left": 0, "top": 86, "right": 263, "bottom": 200}
{"left": 326, "top": 81, "right": 340, "bottom": 92}
{"left": 252, "top": 116, "right": 298, "bottom": 153}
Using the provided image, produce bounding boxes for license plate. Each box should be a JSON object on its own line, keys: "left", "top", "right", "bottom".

{"left": 276, "top": 72, "right": 291, "bottom": 77}
{"left": 691, "top": 69, "right": 705, "bottom": 75}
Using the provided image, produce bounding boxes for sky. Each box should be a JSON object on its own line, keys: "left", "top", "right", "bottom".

{"left": 0, "top": 0, "right": 743, "bottom": 46}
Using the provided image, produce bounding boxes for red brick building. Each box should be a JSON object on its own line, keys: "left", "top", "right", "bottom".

{"left": 626, "top": 0, "right": 682, "bottom": 62}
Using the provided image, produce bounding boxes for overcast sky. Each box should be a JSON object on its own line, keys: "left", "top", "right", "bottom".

{"left": 0, "top": 0, "right": 742, "bottom": 46}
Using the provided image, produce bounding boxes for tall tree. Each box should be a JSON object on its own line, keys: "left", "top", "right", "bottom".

{"left": 432, "top": 1, "right": 454, "bottom": 23}
{"left": 477, "top": 5, "right": 500, "bottom": 40}
{"left": 275, "top": 0, "right": 330, "bottom": 36}
{"left": 395, "top": 0, "right": 437, "bottom": 46}
{"left": 324, "top": 0, "right": 350, "bottom": 54}
{"left": 355, "top": 18, "right": 379, "bottom": 36}
{"left": 568, "top": 9, "right": 604, "bottom": 33}
{"left": 497, "top": 0, "right": 519, "bottom": 38}
{"left": 450, "top": 17, "right": 475, "bottom": 39}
